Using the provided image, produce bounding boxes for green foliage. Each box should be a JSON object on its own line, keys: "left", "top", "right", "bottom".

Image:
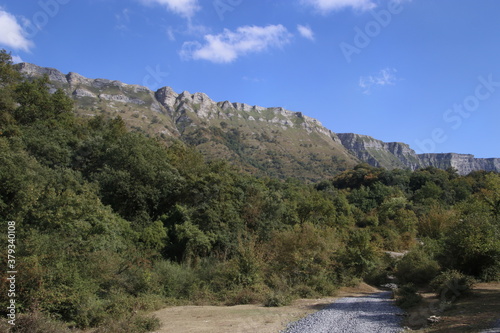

{"left": 442, "top": 212, "right": 500, "bottom": 278}
{"left": 93, "top": 315, "right": 161, "bottom": 333}
{"left": 266, "top": 224, "right": 342, "bottom": 292}
{"left": 13, "top": 76, "right": 73, "bottom": 125}
{"left": 430, "top": 270, "right": 475, "bottom": 302}
{"left": 264, "top": 291, "right": 292, "bottom": 307}
{"left": 90, "top": 131, "right": 183, "bottom": 225}
{"left": 5, "top": 311, "right": 72, "bottom": 333}
{"left": 153, "top": 260, "right": 200, "bottom": 299}
{"left": 417, "top": 205, "right": 457, "bottom": 239}
{"left": 395, "top": 284, "right": 422, "bottom": 309}
{"left": 341, "top": 229, "right": 378, "bottom": 278}
{"left": 395, "top": 248, "right": 440, "bottom": 285}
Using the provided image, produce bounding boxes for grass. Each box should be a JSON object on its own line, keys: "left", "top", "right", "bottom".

{"left": 403, "top": 282, "right": 500, "bottom": 332}
{"left": 149, "top": 283, "right": 379, "bottom": 333}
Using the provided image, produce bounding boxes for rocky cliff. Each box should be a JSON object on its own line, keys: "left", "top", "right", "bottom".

{"left": 336, "top": 133, "right": 421, "bottom": 170}
{"left": 337, "top": 133, "right": 500, "bottom": 175}
{"left": 418, "top": 153, "right": 500, "bottom": 175}
{"left": 17, "top": 62, "right": 499, "bottom": 178}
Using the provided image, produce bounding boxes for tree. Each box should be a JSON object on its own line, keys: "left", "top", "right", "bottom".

{"left": 444, "top": 213, "right": 500, "bottom": 278}
{"left": 0, "top": 50, "right": 22, "bottom": 131}
{"left": 481, "top": 173, "right": 500, "bottom": 218}
{"left": 13, "top": 75, "right": 73, "bottom": 125}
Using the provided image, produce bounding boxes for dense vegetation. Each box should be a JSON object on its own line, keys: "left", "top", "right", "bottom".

{"left": 0, "top": 50, "right": 499, "bottom": 331}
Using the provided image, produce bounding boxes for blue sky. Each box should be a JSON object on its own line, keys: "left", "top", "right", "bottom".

{"left": 1, "top": 0, "right": 499, "bottom": 157}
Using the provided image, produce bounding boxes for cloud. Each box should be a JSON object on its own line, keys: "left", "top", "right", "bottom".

{"left": 138, "top": 0, "right": 200, "bottom": 18}
{"left": 181, "top": 24, "right": 292, "bottom": 64}
{"left": 11, "top": 55, "right": 23, "bottom": 63}
{"left": 359, "top": 68, "right": 397, "bottom": 94}
{"left": 301, "top": 0, "right": 377, "bottom": 13}
{"left": 0, "top": 9, "right": 33, "bottom": 51}
{"left": 115, "top": 8, "right": 131, "bottom": 31}
{"left": 297, "top": 24, "right": 314, "bottom": 41}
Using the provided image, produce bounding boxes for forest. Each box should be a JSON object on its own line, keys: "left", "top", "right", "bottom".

{"left": 0, "top": 50, "right": 499, "bottom": 332}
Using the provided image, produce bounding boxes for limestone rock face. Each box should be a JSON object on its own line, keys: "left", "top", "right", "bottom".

{"left": 337, "top": 133, "right": 500, "bottom": 175}
{"left": 72, "top": 89, "right": 96, "bottom": 98}
{"left": 337, "top": 133, "right": 419, "bottom": 170}
{"left": 419, "top": 153, "right": 500, "bottom": 175}
{"left": 17, "top": 63, "right": 67, "bottom": 84}
{"left": 155, "top": 87, "right": 178, "bottom": 111}
{"left": 98, "top": 93, "right": 145, "bottom": 105}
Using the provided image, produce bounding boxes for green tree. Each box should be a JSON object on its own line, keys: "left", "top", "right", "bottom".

{"left": 443, "top": 212, "right": 500, "bottom": 279}
{"left": 13, "top": 75, "right": 73, "bottom": 125}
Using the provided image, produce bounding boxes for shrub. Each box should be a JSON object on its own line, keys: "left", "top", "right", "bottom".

{"left": 480, "top": 258, "right": 500, "bottom": 282}
{"left": 154, "top": 260, "right": 200, "bottom": 299}
{"left": 264, "top": 291, "right": 292, "bottom": 307}
{"left": 224, "top": 288, "right": 264, "bottom": 306}
{"left": 395, "top": 284, "right": 422, "bottom": 309}
{"left": 8, "top": 311, "right": 71, "bottom": 333}
{"left": 443, "top": 213, "right": 500, "bottom": 278}
{"left": 293, "top": 285, "right": 317, "bottom": 298}
{"left": 93, "top": 314, "right": 161, "bottom": 333}
{"left": 430, "top": 270, "right": 475, "bottom": 303}
{"left": 364, "top": 253, "right": 398, "bottom": 287}
{"left": 395, "top": 248, "right": 440, "bottom": 285}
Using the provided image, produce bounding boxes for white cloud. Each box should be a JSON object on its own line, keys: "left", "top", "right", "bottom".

{"left": 359, "top": 68, "right": 397, "bottom": 94}
{"left": 302, "top": 0, "right": 376, "bottom": 13}
{"left": 181, "top": 24, "right": 292, "bottom": 64}
{"left": 115, "top": 8, "right": 130, "bottom": 31}
{"left": 297, "top": 24, "right": 314, "bottom": 41}
{"left": 138, "top": 0, "right": 200, "bottom": 18}
{"left": 11, "top": 55, "right": 23, "bottom": 63}
{"left": 0, "top": 9, "right": 33, "bottom": 51}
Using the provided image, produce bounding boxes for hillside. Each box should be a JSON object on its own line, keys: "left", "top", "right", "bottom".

{"left": 17, "top": 63, "right": 358, "bottom": 181}
{"left": 17, "top": 62, "right": 500, "bottom": 178}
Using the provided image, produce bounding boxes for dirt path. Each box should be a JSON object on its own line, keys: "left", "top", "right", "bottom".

{"left": 282, "top": 291, "right": 403, "bottom": 333}
{"left": 151, "top": 284, "right": 379, "bottom": 333}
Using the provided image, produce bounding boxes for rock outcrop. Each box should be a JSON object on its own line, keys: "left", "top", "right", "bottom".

{"left": 337, "top": 133, "right": 421, "bottom": 170}
{"left": 337, "top": 133, "right": 500, "bottom": 175}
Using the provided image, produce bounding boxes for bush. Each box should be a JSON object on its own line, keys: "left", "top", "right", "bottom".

{"left": 395, "top": 284, "right": 422, "bottom": 309}
{"left": 293, "top": 285, "right": 317, "bottom": 298}
{"left": 7, "top": 311, "right": 71, "bottom": 333}
{"left": 154, "top": 260, "right": 200, "bottom": 299}
{"left": 364, "top": 253, "right": 398, "bottom": 287}
{"left": 430, "top": 270, "right": 475, "bottom": 303}
{"left": 264, "top": 291, "right": 292, "bottom": 307}
{"left": 93, "top": 314, "right": 161, "bottom": 333}
{"left": 443, "top": 213, "right": 500, "bottom": 278}
{"left": 224, "top": 288, "right": 265, "bottom": 306}
{"left": 480, "top": 259, "right": 500, "bottom": 282}
{"left": 394, "top": 248, "right": 440, "bottom": 285}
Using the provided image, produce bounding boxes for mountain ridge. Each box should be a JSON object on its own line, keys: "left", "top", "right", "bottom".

{"left": 336, "top": 132, "right": 500, "bottom": 175}
{"left": 17, "top": 62, "right": 500, "bottom": 178}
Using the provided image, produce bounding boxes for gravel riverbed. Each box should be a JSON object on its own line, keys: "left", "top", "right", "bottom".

{"left": 281, "top": 291, "right": 404, "bottom": 333}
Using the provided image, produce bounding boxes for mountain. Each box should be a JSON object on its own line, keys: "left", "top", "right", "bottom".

{"left": 17, "top": 62, "right": 358, "bottom": 181}
{"left": 336, "top": 133, "right": 500, "bottom": 175}
{"left": 17, "top": 63, "right": 500, "bottom": 178}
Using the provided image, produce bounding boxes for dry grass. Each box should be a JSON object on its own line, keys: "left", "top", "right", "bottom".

{"left": 150, "top": 283, "right": 379, "bottom": 333}
{"left": 403, "top": 282, "right": 500, "bottom": 332}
